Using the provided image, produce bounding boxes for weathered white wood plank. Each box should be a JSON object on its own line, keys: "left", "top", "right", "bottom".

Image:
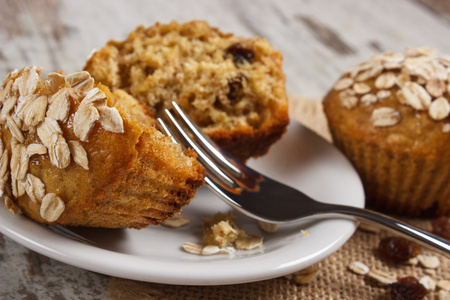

{"left": 2, "top": 0, "right": 450, "bottom": 98}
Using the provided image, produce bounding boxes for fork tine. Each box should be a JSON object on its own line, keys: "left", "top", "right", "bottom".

{"left": 158, "top": 111, "right": 239, "bottom": 191}
{"left": 156, "top": 118, "right": 178, "bottom": 145}
{"left": 46, "top": 225, "right": 97, "bottom": 246}
{"left": 169, "top": 101, "right": 262, "bottom": 189}
{"left": 170, "top": 102, "right": 242, "bottom": 178}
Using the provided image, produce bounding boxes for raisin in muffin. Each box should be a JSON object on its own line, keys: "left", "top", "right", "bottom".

{"left": 0, "top": 66, "right": 205, "bottom": 228}
{"left": 84, "top": 20, "right": 289, "bottom": 161}
{"left": 323, "top": 47, "right": 450, "bottom": 217}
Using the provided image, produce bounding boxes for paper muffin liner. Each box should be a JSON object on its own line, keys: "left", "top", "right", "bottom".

{"left": 329, "top": 127, "right": 450, "bottom": 217}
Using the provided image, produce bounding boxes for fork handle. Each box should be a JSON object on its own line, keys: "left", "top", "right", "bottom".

{"left": 322, "top": 204, "right": 450, "bottom": 258}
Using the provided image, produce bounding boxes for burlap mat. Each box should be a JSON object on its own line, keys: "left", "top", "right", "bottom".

{"left": 108, "top": 97, "right": 449, "bottom": 300}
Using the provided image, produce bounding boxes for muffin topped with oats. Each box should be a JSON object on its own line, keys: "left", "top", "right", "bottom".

{"left": 0, "top": 66, "right": 204, "bottom": 228}
{"left": 323, "top": 47, "right": 450, "bottom": 217}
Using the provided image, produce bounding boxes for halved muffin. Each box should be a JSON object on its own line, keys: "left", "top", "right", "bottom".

{"left": 0, "top": 66, "right": 205, "bottom": 228}
{"left": 84, "top": 20, "right": 289, "bottom": 161}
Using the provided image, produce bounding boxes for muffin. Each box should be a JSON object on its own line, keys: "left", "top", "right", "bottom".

{"left": 84, "top": 20, "right": 289, "bottom": 161}
{"left": 323, "top": 47, "right": 450, "bottom": 217}
{"left": 0, "top": 66, "right": 205, "bottom": 228}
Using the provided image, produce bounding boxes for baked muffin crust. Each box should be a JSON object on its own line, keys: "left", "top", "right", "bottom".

{"left": 0, "top": 67, "right": 205, "bottom": 228}
{"left": 323, "top": 47, "right": 450, "bottom": 216}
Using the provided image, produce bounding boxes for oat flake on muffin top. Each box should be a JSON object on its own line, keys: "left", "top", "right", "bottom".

{"left": 333, "top": 46, "right": 450, "bottom": 125}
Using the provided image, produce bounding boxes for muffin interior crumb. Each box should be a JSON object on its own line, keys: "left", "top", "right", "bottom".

{"left": 85, "top": 21, "right": 286, "bottom": 132}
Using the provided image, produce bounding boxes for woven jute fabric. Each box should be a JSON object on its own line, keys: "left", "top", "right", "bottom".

{"left": 108, "top": 97, "right": 450, "bottom": 300}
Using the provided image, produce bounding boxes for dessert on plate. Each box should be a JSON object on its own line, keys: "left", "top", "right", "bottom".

{"left": 84, "top": 20, "right": 289, "bottom": 161}
{"left": 0, "top": 66, "right": 205, "bottom": 229}
{"left": 323, "top": 47, "right": 450, "bottom": 216}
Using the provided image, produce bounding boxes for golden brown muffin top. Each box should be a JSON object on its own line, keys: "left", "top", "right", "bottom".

{"left": 324, "top": 47, "right": 450, "bottom": 159}
{"left": 0, "top": 66, "right": 125, "bottom": 221}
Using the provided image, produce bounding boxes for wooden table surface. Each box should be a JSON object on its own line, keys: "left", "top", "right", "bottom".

{"left": 1, "top": 0, "right": 450, "bottom": 299}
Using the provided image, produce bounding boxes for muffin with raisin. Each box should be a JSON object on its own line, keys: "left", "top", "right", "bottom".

{"left": 84, "top": 20, "right": 289, "bottom": 161}
{"left": 323, "top": 47, "right": 450, "bottom": 216}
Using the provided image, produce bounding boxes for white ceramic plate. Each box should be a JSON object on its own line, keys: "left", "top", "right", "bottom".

{"left": 0, "top": 121, "right": 364, "bottom": 285}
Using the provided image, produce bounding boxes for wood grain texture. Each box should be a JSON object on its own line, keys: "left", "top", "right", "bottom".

{"left": 295, "top": 15, "right": 356, "bottom": 56}
{"left": 417, "top": 0, "right": 450, "bottom": 21}
{"left": 2, "top": 0, "right": 450, "bottom": 99}
{"left": 0, "top": 0, "right": 450, "bottom": 299}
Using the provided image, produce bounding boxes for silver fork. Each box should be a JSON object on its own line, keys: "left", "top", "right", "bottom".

{"left": 158, "top": 101, "right": 450, "bottom": 257}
